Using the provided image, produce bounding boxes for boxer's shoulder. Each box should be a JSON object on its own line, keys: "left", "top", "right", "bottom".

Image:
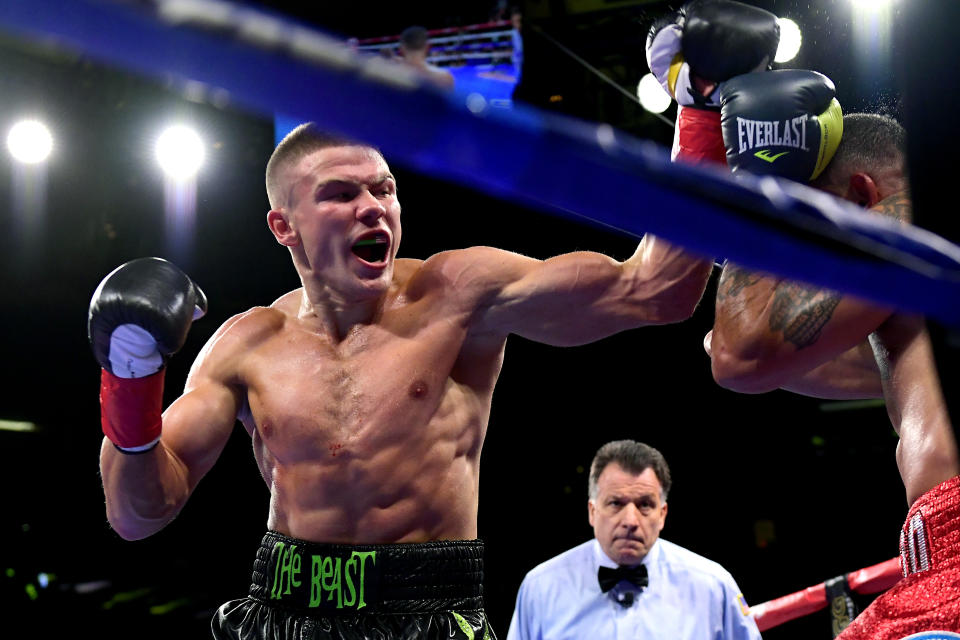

{"left": 183, "top": 307, "right": 278, "bottom": 388}
{"left": 199, "top": 304, "right": 288, "bottom": 364}
{"left": 399, "top": 251, "right": 490, "bottom": 300}
{"left": 413, "top": 247, "right": 526, "bottom": 289}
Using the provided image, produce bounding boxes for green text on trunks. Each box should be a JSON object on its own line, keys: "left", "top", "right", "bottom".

{"left": 270, "top": 541, "right": 377, "bottom": 610}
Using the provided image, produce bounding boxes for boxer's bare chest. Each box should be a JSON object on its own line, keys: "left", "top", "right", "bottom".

{"left": 240, "top": 306, "right": 479, "bottom": 464}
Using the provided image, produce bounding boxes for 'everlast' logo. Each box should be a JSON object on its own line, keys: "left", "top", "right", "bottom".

{"left": 737, "top": 116, "right": 809, "bottom": 154}
{"left": 270, "top": 541, "right": 377, "bottom": 610}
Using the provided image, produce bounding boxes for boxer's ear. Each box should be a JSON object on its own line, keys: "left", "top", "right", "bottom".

{"left": 846, "top": 172, "right": 880, "bottom": 209}
{"left": 268, "top": 209, "right": 299, "bottom": 246}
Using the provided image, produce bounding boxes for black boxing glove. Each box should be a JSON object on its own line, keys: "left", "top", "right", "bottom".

{"left": 682, "top": 0, "right": 780, "bottom": 89}
{"left": 720, "top": 69, "right": 843, "bottom": 181}
{"left": 646, "top": 0, "right": 780, "bottom": 109}
{"left": 646, "top": 0, "right": 780, "bottom": 165}
{"left": 88, "top": 257, "right": 207, "bottom": 452}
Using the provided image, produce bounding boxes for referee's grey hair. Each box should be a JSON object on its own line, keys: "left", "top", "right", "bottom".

{"left": 588, "top": 440, "right": 671, "bottom": 502}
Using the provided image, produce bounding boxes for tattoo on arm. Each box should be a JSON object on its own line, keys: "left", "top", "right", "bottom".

{"left": 760, "top": 190, "right": 907, "bottom": 351}
{"left": 768, "top": 283, "right": 842, "bottom": 349}
{"left": 719, "top": 263, "right": 843, "bottom": 350}
{"left": 717, "top": 265, "right": 761, "bottom": 300}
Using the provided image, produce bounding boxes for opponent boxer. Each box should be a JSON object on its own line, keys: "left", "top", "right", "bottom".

{"left": 89, "top": 124, "right": 717, "bottom": 639}
{"left": 704, "top": 56, "right": 960, "bottom": 638}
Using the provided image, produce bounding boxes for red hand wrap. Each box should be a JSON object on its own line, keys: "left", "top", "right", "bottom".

{"left": 671, "top": 105, "right": 728, "bottom": 166}
{"left": 100, "top": 368, "right": 164, "bottom": 450}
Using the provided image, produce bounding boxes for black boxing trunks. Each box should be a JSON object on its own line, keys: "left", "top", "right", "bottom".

{"left": 211, "top": 531, "right": 496, "bottom": 640}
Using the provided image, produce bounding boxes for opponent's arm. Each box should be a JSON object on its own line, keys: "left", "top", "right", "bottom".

{"left": 91, "top": 259, "right": 240, "bottom": 540}
{"left": 458, "top": 234, "right": 713, "bottom": 346}
{"left": 706, "top": 330, "right": 882, "bottom": 399}
{"left": 710, "top": 264, "right": 891, "bottom": 393}
{"left": 709, "top": 191, "right": 909, "bottom": 393}
{"left": 778, "top": 341, "right": 883, "bottom": 399}
{"left": 709, "top": 262, "right": 891, "bottom": 394}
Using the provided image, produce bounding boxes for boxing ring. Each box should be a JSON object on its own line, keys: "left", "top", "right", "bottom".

{"left": 352, "top": 20, "right": 520, "bottom": 109}
{"left": 2, "top": 0, "right": 959, "bottom": 635}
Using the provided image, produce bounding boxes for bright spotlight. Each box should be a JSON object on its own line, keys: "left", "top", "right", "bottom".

{"left": 637, "top": 73, "right": 672, "bottom": 114}
{"left": 156, "top": 125, "right": 205, "bottom": 180}
{"left": 852, "top": 0, "right": 892, "bottom": 10}
{"left": 6, "top": 120, "right": 53, "bottom": 164}
{"left": 775, "top": 18, "right": 802, "bottom": 63}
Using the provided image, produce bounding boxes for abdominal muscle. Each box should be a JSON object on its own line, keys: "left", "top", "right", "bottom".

{"left": 259, "top": 432, "right": 481, "bottom": 543}
{"left": 236, "top": 319, "right": 494, "bottom": 544}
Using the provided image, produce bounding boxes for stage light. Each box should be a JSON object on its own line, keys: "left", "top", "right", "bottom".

{"left": 6, "top": 120, "right": 53, "bottom": 164}
{"left": 637, "top": 73, "right": 671, "bottom": 114}
{"left": 852, "top": 0, "right": 893, "bottom": 11}
{"left": 851, "top": 0, "right": 893, "bottom": 91}
{"left": 775, "top": 18, "right": 802, "bottom": 63}
{"left": 156, "top": 124, "right": 205, "bottom": 180}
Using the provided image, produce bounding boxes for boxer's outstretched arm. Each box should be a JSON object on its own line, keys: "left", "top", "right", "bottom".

{"left": 455, "top": 234, "right": 713, "bottom": 345}
{"left": 100, "top": 319, "right": 243, "bottom": 540}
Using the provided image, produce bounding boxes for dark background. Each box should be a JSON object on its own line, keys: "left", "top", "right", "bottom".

{"left": 0, "top": 0, "right": 917, "bottom": 637}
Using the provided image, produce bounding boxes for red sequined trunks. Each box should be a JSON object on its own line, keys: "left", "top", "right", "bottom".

{"left": 837, "top": 475, "right": 960, "bottom": 639}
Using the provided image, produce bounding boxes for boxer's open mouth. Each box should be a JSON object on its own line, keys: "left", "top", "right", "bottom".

{"left": 351, "top": 232, "right": 389, "bottom": 264}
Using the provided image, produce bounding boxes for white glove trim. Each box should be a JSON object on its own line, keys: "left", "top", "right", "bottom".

{"left": 117, "top": 435, "right": 161, "bottom": 453}
{"left": 646, "top": 24, "right": 683, "bottom": 99}
{"left": 109, "top": 324, "right": 163, "bottom": 379}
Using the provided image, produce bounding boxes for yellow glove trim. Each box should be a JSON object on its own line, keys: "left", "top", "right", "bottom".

{"left": 667, "top": 52, "right": 685, "bottom": 99}
{"left": 812, "top": 97, "right": 843, "bottom": 180}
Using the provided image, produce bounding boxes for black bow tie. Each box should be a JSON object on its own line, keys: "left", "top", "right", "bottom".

{"left": 598, "top": 564, "right": 648, "bottom": 593}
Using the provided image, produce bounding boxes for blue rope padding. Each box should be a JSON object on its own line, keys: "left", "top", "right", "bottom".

{"left": 1, "top": 0, "right": 958, "bottom": 325}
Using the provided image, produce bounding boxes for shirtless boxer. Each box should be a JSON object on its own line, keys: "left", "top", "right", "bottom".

{"left": 89, "top": 124, "right": 714, "bottom": 639}
{"left": 707, "top": 107, "right": 960, "bottom": 636}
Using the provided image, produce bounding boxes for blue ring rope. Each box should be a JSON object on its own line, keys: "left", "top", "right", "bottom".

{"left": 1, "top": 0, "right": 958, "bottom": 326}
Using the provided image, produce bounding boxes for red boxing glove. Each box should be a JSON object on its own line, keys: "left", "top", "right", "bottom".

{"left": 672, "top": 105, "right": 727, "bottom": 166}
{"left": 100, "top": 368, "right": 164, "bottom": 452}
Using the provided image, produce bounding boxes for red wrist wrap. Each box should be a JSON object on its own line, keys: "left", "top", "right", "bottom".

{"left": 100, "top": 368, "right": 164, "bottom": 450}
{"left": 672, "top": 106, "right": 728, "bottom": 166}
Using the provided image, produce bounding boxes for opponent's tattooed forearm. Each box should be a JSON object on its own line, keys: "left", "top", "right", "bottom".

{"left": 717, "top": 264, "right": 762, "bottom": 300}
{"left": 873, "top": 190, "right": 912, "bottom": 222}
{"left": 768, "top": 282, "right": 842, "bottom": 349}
